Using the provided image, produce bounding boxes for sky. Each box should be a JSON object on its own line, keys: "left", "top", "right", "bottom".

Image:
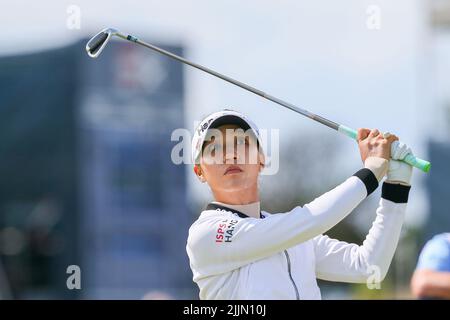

{"left": 1, "top": 0, "right": 447, "bottom": 227}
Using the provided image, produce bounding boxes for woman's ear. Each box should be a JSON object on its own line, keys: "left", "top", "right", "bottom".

{"left": 194, "top": 165, "right": 206, "bottom": 183}
{"left": 258, "top": 152, "right": 266, "bottom": 173}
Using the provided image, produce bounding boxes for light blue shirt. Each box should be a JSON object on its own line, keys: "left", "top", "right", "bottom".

{"left": 416, "top": 233, "right": 450, "bottom": 272}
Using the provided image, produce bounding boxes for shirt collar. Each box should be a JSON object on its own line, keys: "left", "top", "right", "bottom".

{"left": 206, "top": 202, "right": 264, "bottom": 219}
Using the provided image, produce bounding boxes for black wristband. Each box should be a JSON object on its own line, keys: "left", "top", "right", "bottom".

{"left": 382, "top": 182, "right": 411, "bottom": 203}
{"left": 353, "top": 168, "right": 379, "bottom": 196}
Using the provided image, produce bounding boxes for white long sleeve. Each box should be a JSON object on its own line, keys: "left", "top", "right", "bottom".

{"left": 187, "top": 169, "right": 379, "bottom": 278}
{"left": 313, "top": 182, "right": 410, "bottom": 283}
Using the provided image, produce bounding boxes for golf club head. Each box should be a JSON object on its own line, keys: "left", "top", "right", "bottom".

{"left": 86, "top": 28, "right": 119, "bottom": 58}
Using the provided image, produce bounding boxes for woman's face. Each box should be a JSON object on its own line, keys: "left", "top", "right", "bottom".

{"left": 195, "top": 124, "right": 264, "bottom": 192}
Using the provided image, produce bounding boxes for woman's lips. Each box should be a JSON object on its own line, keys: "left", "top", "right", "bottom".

{"left": 224, "top": 165, "right": 243, "bottom": 175}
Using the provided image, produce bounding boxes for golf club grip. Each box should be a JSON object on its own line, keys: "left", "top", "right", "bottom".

{"left": 338, "top": 125, "right": 431, "bottom": 172}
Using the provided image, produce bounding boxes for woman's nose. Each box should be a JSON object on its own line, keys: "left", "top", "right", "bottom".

{"left": 224, "top": 143, "right": 238, "bottom": 163}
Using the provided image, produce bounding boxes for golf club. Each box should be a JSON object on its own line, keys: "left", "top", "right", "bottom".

{"left": 86, "top": 27, "right": 431, "bottom": 172}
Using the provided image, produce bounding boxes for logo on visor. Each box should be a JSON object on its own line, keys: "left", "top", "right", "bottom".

{"left": 198, "top": 118, "right": 214, "bottom": 135}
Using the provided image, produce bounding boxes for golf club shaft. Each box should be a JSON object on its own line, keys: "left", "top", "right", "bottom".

{"left": 118, "top": 33, "right": 340, "bottom": 131}
{"left": 114, "top": 32, "right": 430, "bottom": 173}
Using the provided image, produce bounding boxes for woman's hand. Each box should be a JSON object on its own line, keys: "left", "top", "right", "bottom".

{"left": 357, "top": 128, "right": 398, "bottom": 163}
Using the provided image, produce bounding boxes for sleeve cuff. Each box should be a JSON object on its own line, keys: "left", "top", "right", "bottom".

{"left": 382, "top": 182, "right": 411, "bottom": 203}
{"left": 353, "top": 168, "right": 379, "bottom": 196}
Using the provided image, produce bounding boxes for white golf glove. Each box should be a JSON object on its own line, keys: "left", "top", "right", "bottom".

{"left": 386, "top": 140, "right": 413, "bottom": 186}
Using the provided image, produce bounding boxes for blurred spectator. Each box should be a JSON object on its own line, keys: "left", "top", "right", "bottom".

{"left": 411, "top": 233, "right": 450, "bottom": 299}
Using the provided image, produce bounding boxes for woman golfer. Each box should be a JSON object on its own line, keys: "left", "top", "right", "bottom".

{"left": 186, "top": 109, "right": 413, "bottom": 300}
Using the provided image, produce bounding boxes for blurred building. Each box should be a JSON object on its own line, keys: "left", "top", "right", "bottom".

{"left": 425, "top": 0, "right": 450, "bottom": 243}
{"left": 0, "top": 39, "right": 194, "bottom": 299}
